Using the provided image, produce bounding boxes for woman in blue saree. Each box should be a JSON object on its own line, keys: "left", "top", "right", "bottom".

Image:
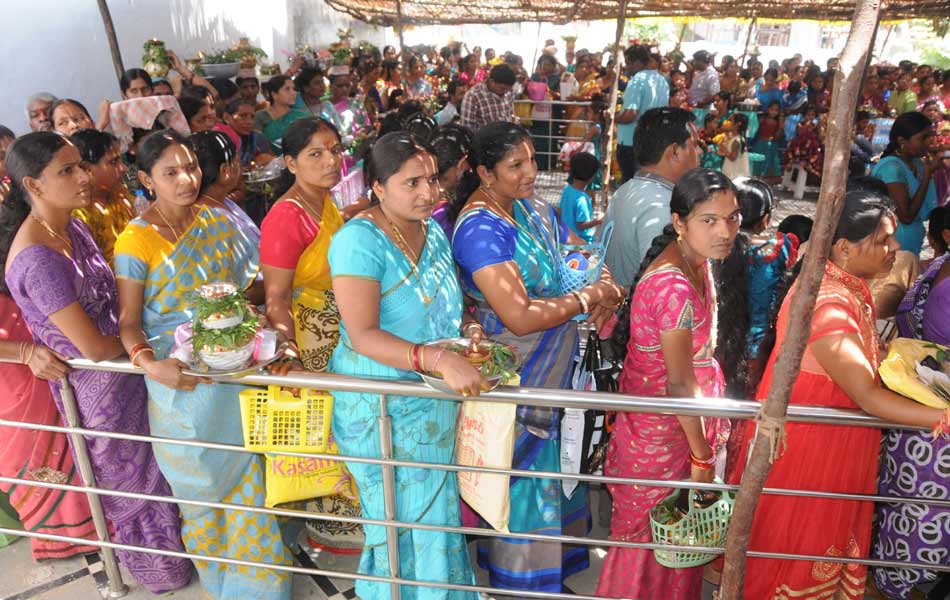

{"left": 452, "top": 122, "right": 625, "bottom": 592}
{"left": 328, "top": 132, "right": 485, "bottom": 600}
{"left": 115, "top": 131, "right": 292, "bottom": 600}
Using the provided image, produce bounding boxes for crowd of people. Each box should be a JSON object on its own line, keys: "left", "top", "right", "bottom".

{"left": 1, "top": 31, "right": 950, "bottom": 600}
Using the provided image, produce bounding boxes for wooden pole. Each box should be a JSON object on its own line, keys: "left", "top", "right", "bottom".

{"left": 739, "top": 17, "right": 758, "bottom": 67}
{"left": 530, "top": 21, "right": 543, "bottom": 74}
{"left": 855, "top": 10, "right": 883, "bottom": 113}
{"left": 394, "top": 0, "right": 406, "bottom": 61}
{"left": 878, "top": 23, "right": 895, "bottom": 59}
{"left": 95, "top": 0, "right": 125, "bottom": 90}
{"left": 598, "top": 0, "right": 629, "bottom": 214}
{"left": 717, "top": 0, "right": 882, "bottom": 597}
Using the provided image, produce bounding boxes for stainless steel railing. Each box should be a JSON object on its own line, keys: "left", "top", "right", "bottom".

{"left": 1, "top": 356, "right": 945, "bottom": 599}
{"left": 513, "top": 99, "right": 599, "bottom": 164}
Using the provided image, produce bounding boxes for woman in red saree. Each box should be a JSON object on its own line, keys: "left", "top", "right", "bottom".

{"left": 0, "top": 292, "right": 98, "bottom": 559}
{"left": 730, "top": 183, "right": 949, "bottom": 599}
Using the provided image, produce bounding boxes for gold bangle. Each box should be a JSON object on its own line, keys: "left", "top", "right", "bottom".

{"left": 419, "top": 346, "right": 427, "bottom": 373}
{"left": 407, "top": 344, "right": 415, "bottom": 371}
{"left": 130, "top": 347, "right": 154, "bottom": 367}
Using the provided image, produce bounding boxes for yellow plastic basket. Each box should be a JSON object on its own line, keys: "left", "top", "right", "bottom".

{"left": 238, "top": 385, "right": 333, "bottom": 453}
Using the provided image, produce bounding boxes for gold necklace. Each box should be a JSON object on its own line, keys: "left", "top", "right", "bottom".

{"left": 154, "top": 204, "right": 194, "bottom": 241}
{"left": 677, "top": 238, "right": 707, "bottom": 303}
{"left": 378, "top": 207, "right": 432, "bottom": 304}
{"left": 480, "top": 188, "right": 547, "bottom": 251}
{"left": 288, "top": 186, "right": 325, "bottom": 224}
{"left": 30, "top": 213, "right": 73, "bottom": 254}
{"left": 388, "top": 216, "right": 423, "bottom": 265}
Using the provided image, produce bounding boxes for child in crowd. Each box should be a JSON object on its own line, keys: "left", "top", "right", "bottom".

{"left": 752, "top": 101, "right": 784, "bottom": 181}
{"left": 784, "top": 105, "right": 824, "bottom": 177}
{"left": 720, "top": 113, "right": 750, "bottom": 179}
{"left": 778, "top": 214, "right": 814, "bottom": 259}
{"left": 669, "top": 86, "right": 690, "bottom": 110}
{"left": 583, "top": 96, "right": 607, "bottom": 190}
{"left": 782, "top": 80, "right": 808, "bottom": 143}
{"left": 559, "top": 152, "right": 602, "bottom": 243}
{"left": 700, "top": 113, "right": 724, "bottom": 171}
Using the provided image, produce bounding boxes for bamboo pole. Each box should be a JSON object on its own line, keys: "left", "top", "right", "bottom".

{"left": 878, "top": 23, "right": 895, "bottom": 59}
{"left": 855, "top": 10, "right": 883, "bottom": 113}
{"left": 530, "top": 21, "right": 543, "bottom": 74}
{"left": 739, "top": 17, "right": 758, "bottom": 67}
{"left": 394, "top": 0, "right": 406, "bottom": 61}
{"left": 717, "top": 0, "right": 882, "bottom": 597}
{"left": 95, "top": 0, "right": 125, "bottom": 90}
{"left": 598, "top": 0, "right": 630, "bottom": 214}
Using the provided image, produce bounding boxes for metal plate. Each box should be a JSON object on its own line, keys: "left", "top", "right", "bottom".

{"left": 416, "top": 337, "right": 522, "bottom": 393}
{"left": 182, "top": 342, "right": 288, "bottom": 380}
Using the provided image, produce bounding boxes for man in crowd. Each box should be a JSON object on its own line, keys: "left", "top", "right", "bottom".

{"left": 460, "top": 64, "right": 516, "bottom": 132}
{"left": 688, "top": 50, "right": 720, "bottom": 109}
{"left": 25, "top": 92, "right": 56, "bottom": 132}
{"left": 604, "top": 107, "right": 700, "bottom": 288}
{"left": 615, "top": 44, "right": 669, "bottom": 184}
{"left": 435, "top": 79, "right": 467, "bottom": 125}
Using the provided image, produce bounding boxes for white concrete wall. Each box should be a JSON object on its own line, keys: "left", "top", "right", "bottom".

{"left": 0, "top": 0, "right": 383, "bottom": 134}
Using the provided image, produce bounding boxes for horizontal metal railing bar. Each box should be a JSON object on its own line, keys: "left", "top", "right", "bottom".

{"left": 514, "top": 99, "right": 595, "bottom": 107}
{"left": 39, "top": 357, "right": 926, "bottom": 432}
{"left": 9, "top": 471, "right": 946, "bottom": 558}
{"left": 522, "top": 117, "right": 599, "bottom": 125}
{"left": 5, "top": 359, "right": 949, "bottom": 593}
{"left": 0, "top": 527, "right": 604, "bottom": 600}
{"left": 4, "top": 524, "right": 950, "bottom": 582}
{"left": 4, "top": 416, "right": 946, "bottom": 509}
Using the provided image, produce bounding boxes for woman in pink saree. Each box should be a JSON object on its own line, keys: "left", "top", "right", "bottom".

{"left": 598, "top": 168, "right": 741, "bottom": 599}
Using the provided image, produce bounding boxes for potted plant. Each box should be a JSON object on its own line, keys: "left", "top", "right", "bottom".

{"left": 337, "top": 27, "right": 354, "bottom": 49}
{"left": 143, "top": 39, "right": 171, "bottom": 79}
{"left": 191, "top": 283, "right": 260, "bottom": 371}
{"left": 201, "top": 41, "right": 268, "bottom": 78}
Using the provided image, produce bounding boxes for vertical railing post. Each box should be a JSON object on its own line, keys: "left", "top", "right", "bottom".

{"left": 548, "top": 104, "right": 554, "bottom": 171}
{"left": 59, "top": 377, "right": 128, "bottom": 598}
{"left": 378, "top": 394, "right": 401, "bottom": 600}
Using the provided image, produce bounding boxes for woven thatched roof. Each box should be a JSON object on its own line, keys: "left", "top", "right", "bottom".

{"left": 324, "top": 0, "right": 950, "bottom": 25}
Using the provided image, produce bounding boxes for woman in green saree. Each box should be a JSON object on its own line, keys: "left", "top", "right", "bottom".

{"left": 254, "top": 75, "right": 311, "bottom": 154}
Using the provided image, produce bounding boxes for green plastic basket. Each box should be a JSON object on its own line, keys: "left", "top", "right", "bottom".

{"left": 648, "top": 481, "right": 734, "bottom": 568}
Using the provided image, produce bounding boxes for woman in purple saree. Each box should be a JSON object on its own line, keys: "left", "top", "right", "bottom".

{"left": 874, "top": 207, "right": 950, "bottom": 598}
{"left": 2, "top": 132, "right": 191, "bottom": 593}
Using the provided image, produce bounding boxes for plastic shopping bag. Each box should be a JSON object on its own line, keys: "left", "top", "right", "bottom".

{"left": 562, "top": 329, "right": 616, "bottom": 498}
{"left": 455, "top": 399, "right": 516, "bottom": 532}
{"left": 264, "top": 434, "right": 359, "bottom": 508}
{"left": 879, "top": 338, "right": 950, "bottom": 409}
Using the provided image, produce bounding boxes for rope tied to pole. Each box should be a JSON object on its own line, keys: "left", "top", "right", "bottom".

{"left": 753, "top": 409, "right": 787, "bottom": 463}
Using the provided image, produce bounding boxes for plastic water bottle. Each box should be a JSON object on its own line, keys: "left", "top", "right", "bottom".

{"left": 133, "top": 189, "right": 150, "bottom": 215}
